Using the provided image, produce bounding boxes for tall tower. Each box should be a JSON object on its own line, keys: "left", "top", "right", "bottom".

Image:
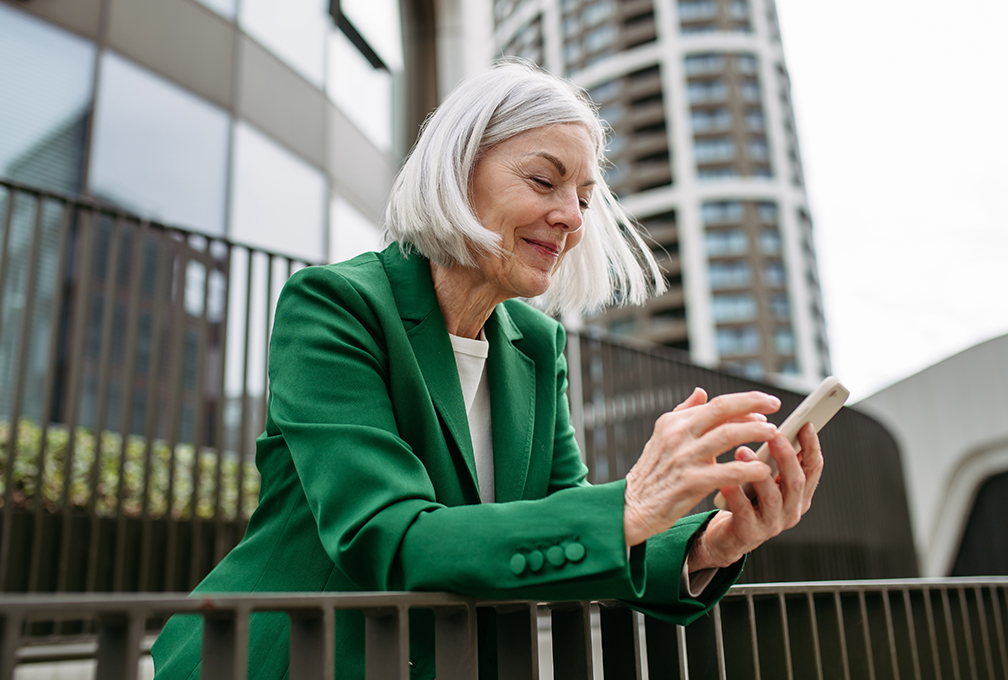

{"left": 491, "top": 0, "right": 830, "bottom": 386}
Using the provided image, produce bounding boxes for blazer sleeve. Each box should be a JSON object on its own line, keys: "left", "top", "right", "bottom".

{"left": 268, "top": 267, "right": 737, "bottom": 623}
{"left": 543, "top": 322, "right": 745, "bottom": 618}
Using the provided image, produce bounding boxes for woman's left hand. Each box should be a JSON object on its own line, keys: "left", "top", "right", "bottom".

{"left": 687, "top": 423, "right": 824, "bottom": 570}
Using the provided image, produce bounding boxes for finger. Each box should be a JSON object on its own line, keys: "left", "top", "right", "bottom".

{"left": 797, "top": 424, "right": 824, "bottom": 510}
{"left": 727, "top": 413, "right": 769, "bottom": 424}
{"left": 672, "top": 387, "right": 708, "bottom": 412}
{"left": 719, "top": 481, "right": 757, "bottom": 522}
{"left": 692, "top": 421, "right": 778, "bottom": 462}
{"left": 767, "top": 433, "right": 804, "bottom": 526}
{"left": 698, "top": 458, "right": 772, "bottom": 491}
{"left": 686, "top": 391, "right": 782, "bottom": 435}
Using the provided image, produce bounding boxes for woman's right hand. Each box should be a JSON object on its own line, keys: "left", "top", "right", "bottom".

{"left": 622, "top": 388, "right": 781, "bottom": 547}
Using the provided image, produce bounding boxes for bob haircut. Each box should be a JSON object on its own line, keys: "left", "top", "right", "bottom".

{"left": 384, "top": 59, "right": 665, "bottom": 315}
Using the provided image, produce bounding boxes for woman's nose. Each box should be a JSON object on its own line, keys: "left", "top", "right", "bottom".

{"left": 549, "top": 190, "right": 584, "bottom": 232}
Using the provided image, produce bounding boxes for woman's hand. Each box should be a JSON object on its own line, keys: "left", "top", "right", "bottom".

{"left": 622, "top": 388, "right": 781, "bottom": 547}
{"left": 687, "top": 423, "right": 825, "bottom": 570}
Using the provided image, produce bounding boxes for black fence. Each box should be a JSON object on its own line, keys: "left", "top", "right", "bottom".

{"left": 2, "top": 579, "right": 1007, "bottom": 679}
{"left": 0, "top": 177, "right": 917, "bottom": 599}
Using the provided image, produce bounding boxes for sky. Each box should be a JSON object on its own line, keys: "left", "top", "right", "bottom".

{"left": 772, "top": 0, "right": 1008, "bottom": 401}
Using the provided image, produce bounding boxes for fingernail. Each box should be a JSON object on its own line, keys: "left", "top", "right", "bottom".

{"left": 754, "top": 413, "right": 768, "bottom": 422}
{"left": 770, "top": 396, "right": 781, "bottom": 407}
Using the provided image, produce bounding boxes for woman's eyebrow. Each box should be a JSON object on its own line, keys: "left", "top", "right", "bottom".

{"left": 527, "top": 152, "right": 596, "bottom": 187}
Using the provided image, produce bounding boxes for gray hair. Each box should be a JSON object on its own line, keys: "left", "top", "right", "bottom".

{"left": 383, "top": 59, "right": 665, "bottom": 315}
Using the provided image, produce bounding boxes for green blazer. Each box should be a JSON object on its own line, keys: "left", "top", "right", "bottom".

{"left": 152, "top": 243, "right": 743, "bottom": 680}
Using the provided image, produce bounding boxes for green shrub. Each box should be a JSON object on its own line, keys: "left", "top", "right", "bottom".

{"left": 0, "top": 419, "right": 259, "bottom": 520}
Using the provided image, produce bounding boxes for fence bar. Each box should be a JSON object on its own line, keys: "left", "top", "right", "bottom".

{"left": 0, "top": 193, "right": 44, "bottom": 592}
{"left": 289, "top": 607, "right": 335, "bottom": 680}
{"left": 711, "top": 603, "right": 728, "bottom": 680}
{"left": 778, "top": 593, "right": 795, "bottom": 680}
{"left": 922, "top": 587, "right": 943, "bottom": 680}
{"left": 236, "top": 249, "right": 255, "bottom": 526}
{"left": 859, "top": 590, "right": 878, "bottom": 680}
{"left": 806, "top": 592, "right": 825, "bottom": 680}
{"left": 956, "top": 587, "right": 978, "bottom": 680}
{"left": 213, "top": 244, "right": 234, "bottom": 564}
{"left": 677, "top": 623, "right": 690, "bottom": 680}
{"left": 599, "top": 604, "right": 641, "bottom": 680}
{"left": 85, "top": 216, "right": 124, "bottom": 593}
{"left": 56, "top": 207, "right": 98, "bottom": 593}
{"left": 0, "top": 612, "right": 20, "bottom": 680}
{"left": 201, "top": 608, "right": 249, "bottom": 680}
{"left": 747, "top": 595, "right": 763, "bottom": 680}
{"left": 137, "top": 232, "right": 172, "bottom": 593}
{"left": 496, "top": 603, "right": 540, "bottom": 680}
{"left": 989, "top": 586, "right": 1008, "bottom": 679}
{"left": 551, "top": 601, "right": 593, "bottom": 680}
{"left": 365, "top": 606, "right": 409, "bottom": 680}
{"left": 881, "top": 589, "right": 902, "bottom": 680}
{"left": 435, "top": 604, "right": 478, "bottom": 680}
{"left": 186, "top": 249, "right": 214, "bottom": 589}
{"left": 111, "top": 220, "right": 148, "bottom": 592}
{"left": 27, "top": 198, "right": 72, "bottom": 593}
{"left": 95, "top": 612, "right": 144, "bottom": 680}
{"left": 972, "top": 585, "right": 995, "bottom": 680}
{"left": 941, "top": 587, "right": 963, "bottom": 680}
{"left": 898, "top": 589, "right": 922, "bottom": 680}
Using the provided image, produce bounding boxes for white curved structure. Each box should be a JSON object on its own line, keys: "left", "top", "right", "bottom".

{"left": 857, "top": 333, "right": 1008, "bottom": 576}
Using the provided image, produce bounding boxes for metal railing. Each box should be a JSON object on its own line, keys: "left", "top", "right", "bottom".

{"left": 2, "top": 578, "right": 1006, "bottom": 679}
{"left": 0, "top": 178, "right": 314, "bottom": 594}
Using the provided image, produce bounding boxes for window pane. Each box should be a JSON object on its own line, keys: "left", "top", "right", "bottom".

{"left": 230, "top": 121, "right": 326, "bottom": 262}
{"left": 240, "top": 0, "right": 328, "bottom": 86}
{"left": 89, "top": 52, "right": 229, "bottom": 235}
{"left": 330, "top": 195, "right": 382, "bottom": 263}
{"left": 0, "top": 4, "right": 95, "bottom": 194}
{"left": 341, "top": 0, "right": 403, "bottom": 71}
{"left": 327, "top": 29, "right": 392, "bottom": 152}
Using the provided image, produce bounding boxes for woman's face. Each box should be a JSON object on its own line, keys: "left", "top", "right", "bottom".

{"left": 469, "top": 123, "right": 595, "bottom": 301}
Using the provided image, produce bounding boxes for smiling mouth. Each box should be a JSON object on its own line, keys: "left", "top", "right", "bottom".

{"left": 523, "top": 238, "right": 561, "bottom": 257}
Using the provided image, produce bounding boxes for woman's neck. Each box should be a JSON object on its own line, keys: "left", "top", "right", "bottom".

{"left": 430, "top": 262, "right": 507, "bottom": 339}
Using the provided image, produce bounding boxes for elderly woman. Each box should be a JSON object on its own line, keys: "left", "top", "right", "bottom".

{"left": 152, "top": 61, "right": 823, "bottom": 679}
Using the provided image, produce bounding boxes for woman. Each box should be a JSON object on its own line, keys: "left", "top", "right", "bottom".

{"left": 152, "top": 61, "right": 823, "bottom": 679}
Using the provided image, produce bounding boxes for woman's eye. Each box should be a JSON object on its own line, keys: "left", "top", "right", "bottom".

{"left": 532, "top": 177, "right": 553, "bottom": 189}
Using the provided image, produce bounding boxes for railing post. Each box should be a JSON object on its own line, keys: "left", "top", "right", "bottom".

{"left": 365, "top": 605, "right": 410, "bottom": 680}
{"left": 435, "top": 603, "right": 478, "bottom": 680}
{"left": 95, "top": 612, "right": 145, "bottom": 680}
{"left": 496, "top": 603, "right": 540, "bottom": 680}
{"left": 201, "top": 607, "right": 249, "bottom": 680}
{"left": 289, "top": 606, "right": 335, "bottom": 680}
{"left": 0, "top": 612, "right": 21, "bottom": 680}
{"left": 599, "top": 604, "right": 643, "bottom": 680}
{"left": 550, "top": 601, "right": 593, "bottom": 680}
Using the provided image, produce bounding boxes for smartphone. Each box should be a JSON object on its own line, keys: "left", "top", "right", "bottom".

{"left": 713, "top": 376, "right": 849, "bottom": 510}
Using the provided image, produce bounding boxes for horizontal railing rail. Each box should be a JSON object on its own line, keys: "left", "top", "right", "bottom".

{"left": 2, "top": 578, "right": 1006, "bottom": 680}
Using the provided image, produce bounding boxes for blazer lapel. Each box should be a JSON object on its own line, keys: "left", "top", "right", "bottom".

{"left": 485, "top": 303, "right": 536, "bottom": 503}
{"left": 382, "top": 246, "right": 480, "bottom": 499}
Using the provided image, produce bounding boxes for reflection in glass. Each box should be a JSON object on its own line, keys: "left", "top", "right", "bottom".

{"left": 327, "top": 29, "right": 393, "bottom": 152}
{"left": 89, "top": 52, "right": 230, "bottom": 235}
{"left": 229, "top": 121, "right": 326, "bottom": 262}
{"left": 240, "top": 0, "right": 328, "bottom": 86}
{"left": 0, "top": 3, "right": 95, "bottom": 194}
{"left": 330, "top": 195, "right": 382, "bottom": 263}
{"left": 341, "top": 0, "right": 403, "bottom": 70}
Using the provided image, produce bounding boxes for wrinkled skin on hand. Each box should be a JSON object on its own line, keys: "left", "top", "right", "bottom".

{"left": 623, "top": 388, "right": 824, "bottom": 571}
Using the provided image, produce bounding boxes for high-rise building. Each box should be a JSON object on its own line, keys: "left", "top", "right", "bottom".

{"left": 490, "top": 0, "right": 830, "bottom": 386}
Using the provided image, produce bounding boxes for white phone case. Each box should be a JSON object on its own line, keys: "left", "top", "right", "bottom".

{"left": 713, "top": 376, "right": 849, "bottom": 510}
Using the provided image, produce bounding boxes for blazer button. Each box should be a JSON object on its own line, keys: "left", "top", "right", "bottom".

{"left": 527, "top": 550, "right": 544, "bottom": 572}
{"left": 546, "top": 545, "right": 566, "bottom": 567}
{"left": 564, "top": 542, "right": 586, "bottom": 563}
{"left": 510, "top": 553, "right": 528, "bottom": 575}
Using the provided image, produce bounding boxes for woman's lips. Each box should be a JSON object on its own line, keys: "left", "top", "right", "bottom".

{"left": 523, "top": 238, "right": 561, "bottom": 258}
